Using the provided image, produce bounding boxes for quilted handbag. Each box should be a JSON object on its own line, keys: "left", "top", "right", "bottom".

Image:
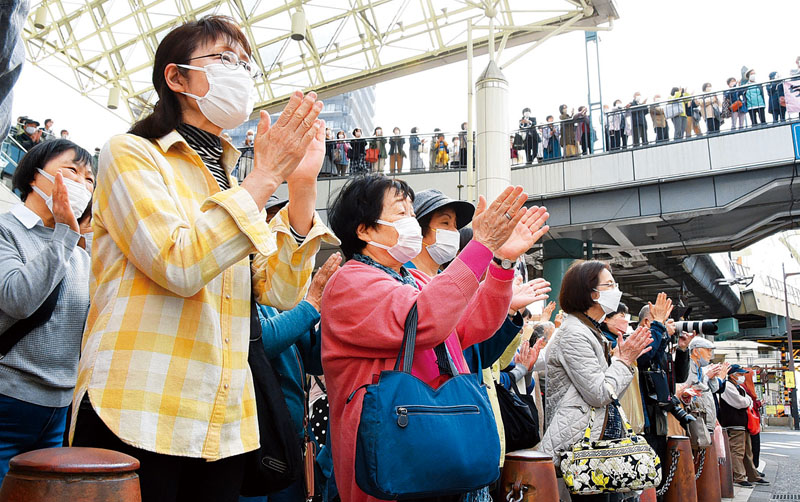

{"left": 559, "top": 395, "right": 661, "bottom": 495}
{"left": 348, "top": 303, "right": 501, "bottom": 499}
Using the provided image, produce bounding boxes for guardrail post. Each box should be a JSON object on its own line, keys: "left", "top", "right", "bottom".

{"left": 0, "top": 447, "right": 141, "bottom": 502}
{"left": 499, "top": 450, "right": 558, "bottom": 502}
{"left": 664, "top": 436, "right": 698, "bottom": 502}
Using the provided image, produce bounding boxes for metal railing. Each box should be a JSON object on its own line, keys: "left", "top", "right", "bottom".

{"left": 1, "top": 134, "right": 27, "bottom": 179}
{"left": 234, "top": 130, "right": 473, "bottom": 180}
{"left": 603, "top": 75, "right": 800, "bottom": 151}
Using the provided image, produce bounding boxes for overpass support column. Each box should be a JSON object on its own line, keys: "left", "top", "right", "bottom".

{"left": 542, "top": 239, "right": 584, "bottom": 313}
{"left": 476, "top": 60, "right": 510, "bottom": 201}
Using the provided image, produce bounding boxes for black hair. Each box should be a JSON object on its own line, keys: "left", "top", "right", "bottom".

{"left": 328, "top": 173, "right": 415, "bottom": 259}
{"left": 458, "top": 226, "right": 473, "bottom": 253}
{"left": 726, "top": 77, "right": 737, "bottom": 85}
{"left": 702, "top": 82, "right": 712, "bottom": 91}
{"left": 606, "top": 302, "right": 629, "bottom": 318}
{"left": 129, "top": 16, "right": 252, "bottom": 139}
{"left": 12, "top": 139, "right": 92, "bottom": 201}
{"left": 411, "top": 127, "right": 418, "bottom": 133}
{"left": 670, "top": 87, "right": 680, "bottom": 95}
{"left": 337, "top": 130, "right": 346, "bottom": 138}
{"left": 353, "top": 128, "right": 361, "bottom": 135}
{"left": 374, "top": 126, "right": 382, "bottom": 135}
{"left": 545, "top": 115, "right": 554, "bottom": 121}
{"left": 60, "top": 129, "right": 68, "bottom": 135}
{"left": 522, "top": 107, "right": 531, "bottom": 114}
{"left": 44, "top": 119, "right": 53, "bottom": 125}
{"left": 461, "top": 122, "right": 467, "bottom": 129}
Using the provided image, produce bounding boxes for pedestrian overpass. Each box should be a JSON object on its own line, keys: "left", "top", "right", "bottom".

{"left": 299, "top": 121, "right": 800, "bottom": 329}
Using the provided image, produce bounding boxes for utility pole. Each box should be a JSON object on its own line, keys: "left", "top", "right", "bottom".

{"left": 783, "top": 263, "right": 800, "bottom": 430}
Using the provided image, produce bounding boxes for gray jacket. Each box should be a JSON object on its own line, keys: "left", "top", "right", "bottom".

{"left": 539, "top": 313, "right": 635, "bottom": 458}
{"left": 681, "top": 359, "right": 720, "bottom": 430}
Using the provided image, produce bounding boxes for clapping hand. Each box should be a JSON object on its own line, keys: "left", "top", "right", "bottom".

{"left": 251, "top": 91, "right": 324, "bottom": 185}
{"left": 509, "top": 278, "right": 551, "bottom": 314}
{"left": 471, "top": 186, "right": 529, "bottom": 253}
{"left": 541, "top": 301, "right": 556, "bottom": 322}
{"left": 648, "top": 292, "right": 673, "bottom": 324}
{"left": 305, "top": 253, "right": 342, "bottom": 311}
{"left": 616, "top": 325, "right": 653, "bottom": 367}
{"left": 494, "top": 205, "right": 550, "bottom": 261}
{"left": 515, "top": 338, "right": 546, "bottom": 372}
{"left": 677, "top": 330, "right": 696, "bottom": 350}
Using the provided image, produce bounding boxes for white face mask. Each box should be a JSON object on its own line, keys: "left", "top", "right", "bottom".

{"left": 749, "top": 75, "right": 756, "bottom": 83}
{"left": 369, "top": 217, "right": 423, "bottom": 263}
{"left": 178, "top": 63, "right": 255, "bottom": 130}
{"left": 25, "top": 126, "right": 37, "bottom": 135}
{"left": 425, "top": 228, "right": 460, "bottom": 265}
{"left": 735, "top": 375, "right": 745, "bottom": 384}
{"left": 33, "top": 168, "right": 92, "bottom": 220}
{"left": 593, "top": 286, "right": 623, "bottom": 315}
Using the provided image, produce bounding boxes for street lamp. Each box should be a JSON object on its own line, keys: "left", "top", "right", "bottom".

{"left": 783, "top": 263, "right": 800, "bottom": 430}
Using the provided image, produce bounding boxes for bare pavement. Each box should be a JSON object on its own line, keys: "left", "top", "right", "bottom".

{"left": 733, "top": 427, "right": 800, "bottom": 502}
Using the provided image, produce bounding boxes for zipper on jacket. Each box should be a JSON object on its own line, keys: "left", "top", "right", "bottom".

{"left": 395, "top": 404, "right": 480, "bottom": 428}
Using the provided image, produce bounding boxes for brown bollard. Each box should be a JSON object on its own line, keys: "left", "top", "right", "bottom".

{"left": 499, "top": 450, "right": 559, "bottom": 502}
{"left": 718, "top": 429, "right": 735, "bottom": 499}
{"left": 664, "top": 436, "right": 698, "bottom": 502}
{"left": 639, "top": 486, "right": 657, "bottom": 502}
{"left": 0, "top": 447, "right": 141, "bottom": 502}
{"left": 695, "top": 443, "right": 722, "bottom": 502}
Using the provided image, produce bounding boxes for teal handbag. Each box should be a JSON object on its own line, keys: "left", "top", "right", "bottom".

{"left": 346, "top": 303, "right": 501, "bottom": 499}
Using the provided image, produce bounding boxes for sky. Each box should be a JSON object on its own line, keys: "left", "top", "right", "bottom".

{"left": 9, "top": 0, "right": 800, "bottom": 281}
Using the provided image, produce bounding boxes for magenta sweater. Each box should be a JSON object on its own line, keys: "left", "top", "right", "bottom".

{"left": 320, "top": 240, "right": 513, "bottom": 502}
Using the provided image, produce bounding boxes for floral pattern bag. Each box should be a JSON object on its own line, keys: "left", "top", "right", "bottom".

{"left": 559, "top": 397, "right": 662, "bottom": 495}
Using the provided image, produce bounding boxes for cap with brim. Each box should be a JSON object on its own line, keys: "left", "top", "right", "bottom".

{"left": 727, "top": 364, "right": 748, "bottom": 375}
{"left": 413, "top": 189, "right": 475, "bottom": 229}
{"left": 265, "top": 194, "right": 288, "bottom": 211}
{"left": 24, "top": 119, "right": 40, "bottom": 127}
{"left": 688, "top": 337, "right": 715, "bottom": 351}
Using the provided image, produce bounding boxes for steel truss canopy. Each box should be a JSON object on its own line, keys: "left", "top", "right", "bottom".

{"left": 23, "top": 0, "right": 617, "bottom": 123}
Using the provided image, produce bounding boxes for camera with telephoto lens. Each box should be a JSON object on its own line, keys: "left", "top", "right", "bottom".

{"left": 674, "top": 319, "right": 718, "bottom": 336}
{"left": 645, "top": 370, "right": 696, "bottom": 427}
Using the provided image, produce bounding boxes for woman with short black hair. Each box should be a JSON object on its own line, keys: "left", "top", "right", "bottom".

{"left": 540, "top": 260, "right": 653, "bottom": 501}
{"left": 0, "top": 140, "right": 94, "bottom": 486}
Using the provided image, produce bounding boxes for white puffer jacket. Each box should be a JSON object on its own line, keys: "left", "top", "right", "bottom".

{"left": 538, "top": 313, "right": 636, "bottom": 459}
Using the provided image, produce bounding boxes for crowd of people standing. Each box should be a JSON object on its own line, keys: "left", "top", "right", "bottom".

{"left": 0, "top": 14, "right": 778, "bottom": 502}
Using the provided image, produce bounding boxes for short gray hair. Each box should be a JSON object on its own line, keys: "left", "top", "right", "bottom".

{"left": 637, "top": 305, "right": 651, "bottom": 327}
{"left": 533, "top": 321, "right": 556, "bottom": 340}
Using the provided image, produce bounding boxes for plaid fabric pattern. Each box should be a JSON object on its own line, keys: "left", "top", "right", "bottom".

{"left": 71, "top": 131, "right": 338, "bottom": 460}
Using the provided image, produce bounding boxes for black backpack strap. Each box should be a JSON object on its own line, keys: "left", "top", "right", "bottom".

{"left": 0, "top": 281, "right": 64, "bottom": 359}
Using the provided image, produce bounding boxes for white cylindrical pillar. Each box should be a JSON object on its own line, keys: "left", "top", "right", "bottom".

{"left": 476, "top": 60, "right": 509, "bottom": 201}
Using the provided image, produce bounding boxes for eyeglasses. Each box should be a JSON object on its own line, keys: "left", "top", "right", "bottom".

{"left": 595, "top": 281, "right": 618, "bottom": 290}
{"left": 185, "top": 50, "right": 262, "bottom": 79}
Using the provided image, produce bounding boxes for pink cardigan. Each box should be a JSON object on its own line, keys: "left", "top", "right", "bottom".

{"left": 320, "top": 240, "right": 513, "bottom": 502}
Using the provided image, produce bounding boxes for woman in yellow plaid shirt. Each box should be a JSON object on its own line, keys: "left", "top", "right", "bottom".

{"left": 69, "top": 16, "right": 338, "bottom": 502}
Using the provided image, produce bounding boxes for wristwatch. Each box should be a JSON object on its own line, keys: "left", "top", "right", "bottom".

{"left": 493, "top": 256, "right": 514, "bottom": 270}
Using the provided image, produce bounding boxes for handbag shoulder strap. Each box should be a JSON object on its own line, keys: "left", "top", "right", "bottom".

{"left": 0, "top": 280, "right": 64, "bottom": 359}
{"left": 393, "top": 302, "right": 418, "bottom": 373}
{"left": 581, "top": 384, "right": 635, "bottom": 445}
